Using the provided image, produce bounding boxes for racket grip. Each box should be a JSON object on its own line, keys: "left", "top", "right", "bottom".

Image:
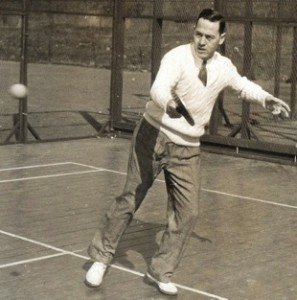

{"left": 175, "top": 99, "right": 195, "bottom": 126}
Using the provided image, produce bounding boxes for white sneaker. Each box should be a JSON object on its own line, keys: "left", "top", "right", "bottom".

{"left": 145, "top": 272, "right": 178, "bottom": 295}
{"left": 85, "top": 262, "right": 107, "bottom": 287}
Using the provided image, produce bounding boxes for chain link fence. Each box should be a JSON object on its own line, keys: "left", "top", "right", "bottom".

{"left": 0, "top": 0, "right": 114, "bottom": 142}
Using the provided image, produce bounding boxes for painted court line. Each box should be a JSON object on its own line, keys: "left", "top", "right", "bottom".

{"left": 71, "top": 162, "right": 108, "bottom": 171}
{"left": 71, "top": 162, "right": 127, "bottom": 175}
{"left": 0, "top": 169, "right": 104, "bottom": 184}
{"left": 0, "top": 162, "right": 73, "bottom": 172}
{"left": 0, "top": 252, "right": 67, "bottom": 269}
{"left": 71, "top": 162, "right": 165, "bottom": 182}
{"left": 1, "top": 161, "right": 294, "bottom": 209}
{"left": 202, "top": 188, "right": 297, "bottom": 210}
{"left": 0, "top": 230, "right": 228, "bottom": 300}
{"left": 72, "top": 163, "right": 297, "bottom": 210}
{"left": 0, "top": 162, "right": 105, "bottom": 184}
{"left": 110, "top": 264, "right": 229, "bottom": 300}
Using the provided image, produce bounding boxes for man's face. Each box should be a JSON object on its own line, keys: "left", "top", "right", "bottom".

{"left": 192, "top": 18, "right": 225, "bottom": 60}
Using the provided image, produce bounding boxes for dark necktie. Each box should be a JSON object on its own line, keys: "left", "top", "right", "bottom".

{"left": 198, "top": 60, "right": 207, "bottom": 86}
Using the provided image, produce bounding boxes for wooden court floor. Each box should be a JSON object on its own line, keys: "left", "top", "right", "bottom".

{"left": 0, "top": 137, "right": 296, "bottom": 300}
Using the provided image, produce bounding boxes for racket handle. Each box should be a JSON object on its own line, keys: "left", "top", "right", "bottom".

{"left": 175, "top": 98, "right": 195, "bottom": 126}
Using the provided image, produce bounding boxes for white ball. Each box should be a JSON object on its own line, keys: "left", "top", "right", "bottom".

{"left": 9, "top": 83, "right": 28, "bottom": 99}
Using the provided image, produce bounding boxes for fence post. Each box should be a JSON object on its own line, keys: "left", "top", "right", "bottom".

{"left": 290, "top": 26, "right": 297, "bottom": 119}
{"left": 240, "top": 0, "right": 254, "bottom": 139}
{"left": 274, "top": 0, "right": 282, "bottom": 97}
{"left": 151, "top": 0, "right": 163, "bottom": 84}
{"left": 209, "top": 0, "right": 226, "bottom": 135}
{"left": 109, "top": 0, "right": 125, "bottom": 127}
{"left": 19, "top": 0, "right": 29, "bottom": 143}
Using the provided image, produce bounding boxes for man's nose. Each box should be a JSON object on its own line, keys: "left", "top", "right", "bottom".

{"left": 199, "top": 35, "right": 206, "bottom": 45}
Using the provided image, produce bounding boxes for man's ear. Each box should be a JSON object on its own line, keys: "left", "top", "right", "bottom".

{"left": 219, "top": 33, "right": 226, "bottom": 45}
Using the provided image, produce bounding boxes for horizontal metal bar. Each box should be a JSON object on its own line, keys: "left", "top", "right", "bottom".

{"left": 201, "top": 142, "right": 296, "bottom": 166}
{"left": 121, "top": 14, "right": 297, "bottom": 25}
{"left": 0, "top": 9, "right": 112, "bottom": 17}
{"left": 1, "top": 8, "right": 296, "bottom": 25}
{"left": 112, "top": 121, "right": 296, "bottom": 164}
{"left": 201, "top": 134, "right": 297, "bottom": 155}
{"left": 0, "top": 9, "right": 24, "bottom": 16}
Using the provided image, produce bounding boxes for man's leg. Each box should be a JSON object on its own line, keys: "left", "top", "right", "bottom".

{"left": 86, "top": 119, "right": 164, "bottom": 285}
{"left": 148, "top": 144, "right": 201, "bottom": 283}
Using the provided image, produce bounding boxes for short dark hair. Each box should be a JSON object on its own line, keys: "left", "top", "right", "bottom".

{"left": 196, "top": 8, "right": 225, "bottom": 34}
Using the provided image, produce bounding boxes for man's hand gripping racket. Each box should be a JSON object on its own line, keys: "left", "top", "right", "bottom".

{"left": 166, "top": 87, "right": 195, "bottom": 126}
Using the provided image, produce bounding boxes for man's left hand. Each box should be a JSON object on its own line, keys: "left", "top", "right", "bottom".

{"left": 265, "top": 95, "right": 291, "bottom": 118}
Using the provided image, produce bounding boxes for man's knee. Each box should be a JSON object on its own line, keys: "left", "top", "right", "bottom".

{"left": 113, "top": 193, "right": 137, "bottom": 216}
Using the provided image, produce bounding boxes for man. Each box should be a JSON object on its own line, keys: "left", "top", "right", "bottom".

{"left": 85, "top": 8, "right": 290, "bottom": 296}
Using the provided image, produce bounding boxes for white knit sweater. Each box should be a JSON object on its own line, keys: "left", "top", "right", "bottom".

{"left": 144, "top": 44, "right": 270, "bottom": 146}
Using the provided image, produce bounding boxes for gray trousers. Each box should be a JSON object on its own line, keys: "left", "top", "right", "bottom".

{"left": 88, "top": 118, "right": 201, "bottom": 282}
